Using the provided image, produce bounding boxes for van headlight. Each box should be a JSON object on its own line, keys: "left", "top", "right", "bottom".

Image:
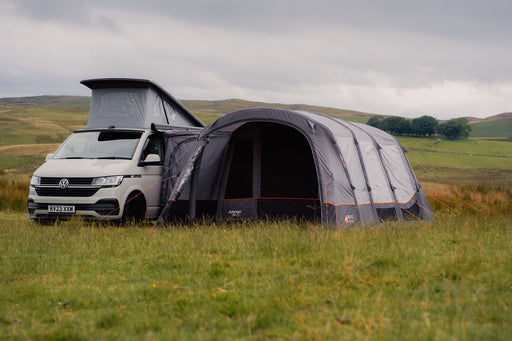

{"left": 30, "top": 175, "right": 41, "bottom": 187}
{"left": 91, "top": 175, "right": 124, "bottom": 187}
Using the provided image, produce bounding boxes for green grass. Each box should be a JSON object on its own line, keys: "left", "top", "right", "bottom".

{"left": 0, "top": 95, "right": 91, "bottom": 107}
{"left": 398, "top": 137, "right": 512, "bottom": 156}
{"left": 470, "top": 117, "right": 512, "bottom": 138}
{"left": 414, "top": 167, "right": 512, "bottom": 187}
{"left": 0, "top": 105, "right": 87, "bottom": 149}
{"left": 0, "top": 177, "right": 29, "bottom": 211}
{"left": 406, "top": 150, "right": 512, "bottom": 170}
{"left": 1, "top": 176, "right": 512, "bottom": 339}
{"left": 398, "top": 137, "right": 512, "bottom": 172}
{"left": 0, "top": 212, "right": 511, "bottom": 340}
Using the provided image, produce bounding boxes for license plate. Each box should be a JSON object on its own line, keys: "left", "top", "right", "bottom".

{"left": 48, "top": 205, "right": 75, "bottom": 213}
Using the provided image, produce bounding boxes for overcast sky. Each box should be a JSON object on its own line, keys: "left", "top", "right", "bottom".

{"left": 1, "top": 0, "right": 512, "bottom": 119}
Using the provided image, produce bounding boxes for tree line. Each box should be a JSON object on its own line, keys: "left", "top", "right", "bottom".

{"left": 366, "top": 115, "right": 471, "bottom": 140}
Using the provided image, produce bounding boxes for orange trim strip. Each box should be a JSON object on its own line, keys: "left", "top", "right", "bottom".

{"left": 216, "top": 190, "right": 422, "bottom": 209}
{"left": 401, "top": 189, "right": 419, "bottom": 205}
{"left": 325, "top": 202, "right": 356, "bottom": 207}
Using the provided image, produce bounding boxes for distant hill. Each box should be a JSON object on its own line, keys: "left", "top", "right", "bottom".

{"left": 181, "top": 98, "right": 374, "bottom": 124}
{"left": 0, "top": 96, "right": 374, "bottom": 124}
{"left": 490, "top": 112, "right": 512, "bottom": 119}
{"left": 469, "top": 117, "right": 512, "bottom": 138}
{"left": 462, "top": 116, "right": 482, "bottom": 122}
{"left": 1, "top": 95, "right": 511, "bottom": 136}
{"left": 0, "top": 95, "right": 90, "bottom": 107}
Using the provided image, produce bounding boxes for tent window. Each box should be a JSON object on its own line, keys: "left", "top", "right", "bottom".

{"left": 402, "top": 203, "right": 420, "bottom": 219}
{"left": 225, "top": 139, "right": 253, "bottom": 199}
{"left": 376, "top": 207, "right": 396, "bottom": 220}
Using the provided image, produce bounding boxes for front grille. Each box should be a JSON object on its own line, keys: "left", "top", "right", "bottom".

{"left": 41, "top": 177, "right": 94, "bottom": 185}
{"left": 35, "top": 188, "right": 100, "bottom": 197}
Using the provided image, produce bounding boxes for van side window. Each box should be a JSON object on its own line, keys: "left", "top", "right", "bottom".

{"left": 141, "top": 134, "right": 164, "bottom": 165}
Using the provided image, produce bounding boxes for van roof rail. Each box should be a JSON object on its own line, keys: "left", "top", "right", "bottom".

{"left": 150, "top": 123, "right": 203, "bottom": 132}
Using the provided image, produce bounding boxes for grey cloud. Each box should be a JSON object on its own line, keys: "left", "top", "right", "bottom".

{"left": 2, "top": 0, "right": 512, "bottom": 118}
{"left": 9, "top": 0, "right": 512, "bottom": 40}
{"left": 6, "top": 0, "right": 119, "bottom": 31}
{"left": 138, "top": 0, "right": 512, "bottom": 43}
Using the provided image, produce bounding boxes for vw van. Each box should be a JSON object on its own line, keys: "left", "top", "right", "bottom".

{"left": 27, "top": 78, "right": 203, "bottom": 223}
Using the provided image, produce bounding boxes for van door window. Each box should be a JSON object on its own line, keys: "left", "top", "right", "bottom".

{"left": 141, "top": 135, "right": 164, "bottom": 165}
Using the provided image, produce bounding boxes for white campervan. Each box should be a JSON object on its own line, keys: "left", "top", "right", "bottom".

{"left": 28, "top": 78, "right": 204, "bottom": 223}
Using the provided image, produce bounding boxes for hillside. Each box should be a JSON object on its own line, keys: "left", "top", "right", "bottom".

{"left": 0, "top": 96, "right": 373, "bottom": 124}
{"left": 181, "top": 99, "right": 373, "bottom": 124}
{"left": 468, "top": 112, "right": 512, "bottom": 139}
{"left": 0, "top": 95, "right": 90, "bottom": 107}
{"left": 464, "top": 112, "right": 512, "bottom": 123}
{"left": 487, "top": 112, "right": 512, "bottom": 120}
{"left": 469, "top": 117, "right": 512, "bottom": 138}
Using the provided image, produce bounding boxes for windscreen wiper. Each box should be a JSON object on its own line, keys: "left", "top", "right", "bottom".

{"left": 95, "top": 156, "right": 132, "bottom": 160}
{"left": 62, "top": 156, "right": 93, "bottom": 159}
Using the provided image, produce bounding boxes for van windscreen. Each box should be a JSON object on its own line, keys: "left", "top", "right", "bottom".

{"left": 54, "top": 131, "right": 143, "bottom": 160}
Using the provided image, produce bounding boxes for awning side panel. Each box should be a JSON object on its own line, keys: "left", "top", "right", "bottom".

{"left": 160, "top": 131, "right": 200, "bottom": 204}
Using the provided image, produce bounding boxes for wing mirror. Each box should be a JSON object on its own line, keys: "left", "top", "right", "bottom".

{"left": 139, "top": 153, "right": 161, "bottom": 166}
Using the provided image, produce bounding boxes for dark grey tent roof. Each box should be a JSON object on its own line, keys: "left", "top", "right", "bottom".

{"left": 81, "top": 78, "right": 204, "bottom": 129}
{"left": 156, "top": 107, "right": 435, "bottom": 228}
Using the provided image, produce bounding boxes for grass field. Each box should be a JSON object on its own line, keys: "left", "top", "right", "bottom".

{"left": 1, "top": 208, "right": 511, "bottom": 340}
{"left": 397, "top": 137, "right": 512, "bottom": 187}
{"left": 1, "top": 150, "right": 511, "bottom": 340}
{"left": 469, "top": 117, "right": 512, "bottom": 138}
{"left": 1, "top": 97, "right": 512, "bottom": 339}
{"left": 398, "top": 137, "right": 512, "bottom": 156}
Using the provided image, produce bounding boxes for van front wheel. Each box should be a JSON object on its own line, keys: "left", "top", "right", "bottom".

{"left": 122, "top": 192, "right": 146, "bottom": 223}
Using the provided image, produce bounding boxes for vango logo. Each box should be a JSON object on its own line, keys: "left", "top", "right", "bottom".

{"left": 227, "top": 210, "right": 243, "bottom": 217}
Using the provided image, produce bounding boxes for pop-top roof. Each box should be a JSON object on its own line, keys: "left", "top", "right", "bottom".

{"left": 81, "top": 78, "right": 204, "bottom": 129}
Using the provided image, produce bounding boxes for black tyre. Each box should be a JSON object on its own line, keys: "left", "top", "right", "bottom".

{"left": 122, "top": 192, "right": 146, "bottom": 223}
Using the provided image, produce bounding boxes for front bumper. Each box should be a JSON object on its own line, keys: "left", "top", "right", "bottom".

{"left": 28, "top": 198, "right": 120, "bottom": 220}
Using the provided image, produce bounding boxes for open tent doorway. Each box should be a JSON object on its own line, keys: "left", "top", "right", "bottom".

{"left": 220, "top": 122, "right": 320, "bottom": 221}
